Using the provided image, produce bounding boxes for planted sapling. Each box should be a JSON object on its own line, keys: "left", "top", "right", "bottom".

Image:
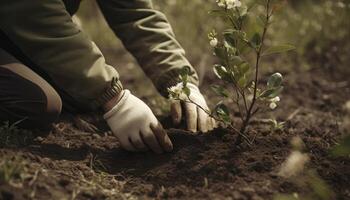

{"left": 169, "top": 0, "right": 295, "bottom": 144}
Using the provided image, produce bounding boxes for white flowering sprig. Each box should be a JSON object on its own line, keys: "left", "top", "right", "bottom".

{"left": 168, "top": 84, "right": 188, "bottom": 101}
{"left": 168, "top": 66, "right": 192, "bottom": 101}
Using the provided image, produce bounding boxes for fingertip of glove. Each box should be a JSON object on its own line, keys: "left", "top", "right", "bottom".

{"left": 164, "top": 139, "right": 174, "bottom": 152}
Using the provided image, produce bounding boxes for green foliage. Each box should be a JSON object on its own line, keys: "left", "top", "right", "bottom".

{"left": 0, "top": 121, "right": 33, "bottom": 148}
{"left": 206, "top": 0, "right": 293, "bottom": 140}
{"left": 211, "top": 85, "right": 229, "bottom": 98}
{"left": 268, "top": 119, "right": 285, "bottom": 132}
{"left": 214, "top": 102, "right": 231, "bottom": 125}
{"left": 169, "top": 0, "right": 294, "bottom": 142}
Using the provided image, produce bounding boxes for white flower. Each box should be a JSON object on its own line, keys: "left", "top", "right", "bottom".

{"left": 269, "top": 102, "right": 277, "bottom": 110}
{"left": 269, "top": 96, "right": 280, "bottom": 110}
{"left": 235, "top": 0, "right": 242, "bottom": 8}
{"left": 216, "top": 0, "right": 225, "bottom": 7}
{"left": 218, "top": 2, "right": 225, "bottom": 8}
{"left": 216, "top": 0, "right": 241, "bottom": 9}
{"left": 226, "top": 0, "right": 242, "bottom": 9}
{"left": 270, "top": 96, "right": 280, "bottom": 103}
{"left": 278, "top": 151, "right": 309, "bottom": 178}
{"left": 210, "top": 38, "right": 218, "bottom": 47}
{"left": 168, "top": 84, "right": 188, "bottom": 101}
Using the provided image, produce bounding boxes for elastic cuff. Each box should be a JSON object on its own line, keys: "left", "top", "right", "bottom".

{"left": 92, "top": 78, "right": 123, "bottom": 109}
{"left": 103, "top": 90, "right": 130, "bottom": 120}
{"left": 156, "top": 68, "right": 199, "bottom": 98}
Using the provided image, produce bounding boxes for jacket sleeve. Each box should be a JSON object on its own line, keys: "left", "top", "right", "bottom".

{"left": 0, "top": 0, "right": 123, "bottom": 110}
{"left": 97, "top": 0, "right": 199, "bottom": 97}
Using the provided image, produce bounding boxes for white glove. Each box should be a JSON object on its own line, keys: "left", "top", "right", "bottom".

{"left": 104, "top": 90, "right": 173, "bottom": 153}
{"left": 170, "top": 83, "right": 216, "bottom": 133}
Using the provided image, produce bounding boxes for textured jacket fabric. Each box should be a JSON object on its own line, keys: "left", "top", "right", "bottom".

{"left": 0, "top": 0, "right": 198, "bottom": 110}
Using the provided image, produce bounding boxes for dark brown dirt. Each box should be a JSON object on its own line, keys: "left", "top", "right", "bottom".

{"left": 0, "top": 68, "right": 349, "bottom": 200}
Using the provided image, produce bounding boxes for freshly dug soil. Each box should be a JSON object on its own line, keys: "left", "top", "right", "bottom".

{"left": 0, "top": 68, "right": 349, "bottom": 200}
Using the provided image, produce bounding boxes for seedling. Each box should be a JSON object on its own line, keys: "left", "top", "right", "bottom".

{"left": 169, "top": 0, "right": 295, "bottom": 144}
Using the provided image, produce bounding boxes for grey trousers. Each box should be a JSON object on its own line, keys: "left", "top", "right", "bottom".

{"left": 0, "top": 48, "right": 62, "bottom": 130}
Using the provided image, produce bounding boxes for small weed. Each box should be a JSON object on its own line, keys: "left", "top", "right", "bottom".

{"left": 268, "top": 119, "right": 285, "bottom": 133}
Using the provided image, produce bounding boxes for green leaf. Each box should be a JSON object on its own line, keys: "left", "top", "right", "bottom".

{"left": 257, "top": 14, "right": 267, "bottom": 26}
{"left": 230, "top": 56, "right": 244, "bottom": 66}
{"left": 224, "top": 33, "right": 236, "bottom": 49}
{"left": 262, "top": 44, "right": 296, "bottom": 56}
{"left": 238, "top": 75, "right": 248, "bottom": 88}
{"left": 214, "top": 47, "right": 226, "bottom": 60}
{"left": 267, "top": 73, "right": 283, "bottom": 88}
{"left": 239, "top": 62, "right": 250, "bottom": 75}
{"left": 183, "top": 86, "right": 191, "bottom": 97}
{"left": 180, "top": 66, "right": 191, "bottom": 76}
{"left": 215, "top": 102, "right": 231, "bottom": 123}
{"left": 259, "top": 86, "right": 283, "bottom": 98}
{"left": 181, "top": 74, "right": 188, "bottom": 86}
{"left": 213, "top": 65, "right": 230, "bottom": 82}
{"left": 209, "top": 10, "right": 227, "bottom": 17}
{"left": 224, "top": 29, "right": 248, "bottom": 42}
{"left": 211, "top": 85, "right": 229, "bottom": 98}
{"left": 223, "top": 39, "right": 237, "bottom": 55}
{"left": 250, "top": 33, "right": 261, "bottom": 48}
{"left": 213, "top": 65, "right": 225, "bottom": 79}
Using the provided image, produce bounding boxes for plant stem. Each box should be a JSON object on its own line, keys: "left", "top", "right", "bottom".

{"left": 182, "top": 98, "right": 252, "bottom": 145}
{"left": 235, "top": 0, "right": 271, "bottom": 145}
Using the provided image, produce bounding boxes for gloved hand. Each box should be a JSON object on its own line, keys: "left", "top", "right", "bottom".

{"left": 104, "top": 90, "right": 173, "bottom": 153}
{"left": 170, "top": 83, "right": 216, "bottom": 133}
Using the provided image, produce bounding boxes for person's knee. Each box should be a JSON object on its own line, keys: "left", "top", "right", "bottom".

{"left": 27, "top": 80, "right": 63, "bottom": 130}
{"left": 0, "top": 65, "right": 62, "bottom": 130}
{"left": 43, "top": 89, "right": 62, "bottom": 126}
{"left": 17, "top": 81, "right": 63, "bottom": 130}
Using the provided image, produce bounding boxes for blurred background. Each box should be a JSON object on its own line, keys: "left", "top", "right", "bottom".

{"left": 75, "top": 0, "right": 350, "bottom": 115}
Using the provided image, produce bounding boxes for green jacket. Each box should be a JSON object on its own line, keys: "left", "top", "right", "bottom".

{"left": 0, "top": 0, "right": 198, "bottom": 110}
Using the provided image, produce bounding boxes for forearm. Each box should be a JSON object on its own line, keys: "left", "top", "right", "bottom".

{"left": 97, "top": 0, "right": 199, "bottom": 97}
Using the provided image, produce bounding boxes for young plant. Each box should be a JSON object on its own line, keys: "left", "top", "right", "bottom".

{"left": 169, "top": 0, "right": 295, "bottom": 144}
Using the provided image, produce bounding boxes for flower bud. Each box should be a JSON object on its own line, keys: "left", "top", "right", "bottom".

{"left": 269, "top": 102, "right": 277, "bottom": 110}
{"left": 210, "top": 38, "right": 218, "bottom": 47}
